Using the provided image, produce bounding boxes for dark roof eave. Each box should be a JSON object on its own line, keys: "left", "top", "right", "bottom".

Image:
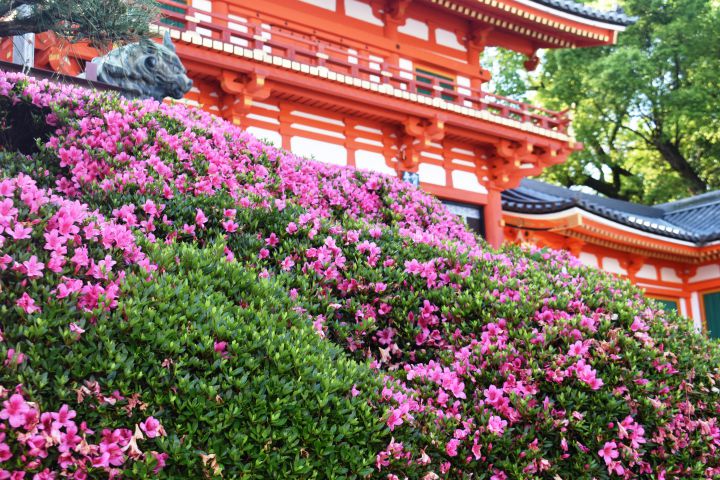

{"left": 502, "top": 180, "right": 720, "bottom": 245}
{"left": 527, "top": 0, "right": 638, "bottom": 27}
{"left": 502, "top": 200, "right": 705, "bottom": 244}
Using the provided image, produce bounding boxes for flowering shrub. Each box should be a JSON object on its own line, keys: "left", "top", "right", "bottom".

{"left": 0, "top": 163, "right": 384, "bottom": 478}
{"left": 1, "top": 71, "right": 719, "bottom": 479}
{"left": 0, "top": 389, "right": 165, "bottom": 477}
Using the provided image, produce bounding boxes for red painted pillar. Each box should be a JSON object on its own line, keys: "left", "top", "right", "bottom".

{"left": 213, "top": 1, "right": 229, "bottom": 41}
{"left": 485, "top": 186, "right": 504, "bottom": 249}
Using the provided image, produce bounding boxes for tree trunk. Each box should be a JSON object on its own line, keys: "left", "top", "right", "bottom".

{"left": 655, "top": 139, "right": 707, "bottom": 194}
{"left": 582, "top": 176, "right": 630, "bottom": 200}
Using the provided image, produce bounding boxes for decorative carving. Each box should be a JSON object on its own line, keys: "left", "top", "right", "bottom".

{"left": 468, "top": 27, "right": 493, "bottom": 52}
{"left": 524, "top": 51, "right": 540, "bottom": 71}
{"left": 219, "top": 70, "right": 271, "bottom": 123}
{"left": 403, "top": 115, "right": 444, "bottom": 143}
{"left": 484, "top": 140, "right": 527, "bottom": 189}
{"left": 397, "top": 115, "right": 445, "bottom": 170}
{"left": 385, "top": 0, "right": 412, "bottom": 21}
{"left": 86, "top": 32, "right": 192, "bottom": 101}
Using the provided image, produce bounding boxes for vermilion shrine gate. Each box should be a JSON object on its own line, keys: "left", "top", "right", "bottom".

{"left": 11, "top": 1, "right": 720, "bottom": 337}
{"left": 1, "top": 0, "right": 633, "bottom": 250}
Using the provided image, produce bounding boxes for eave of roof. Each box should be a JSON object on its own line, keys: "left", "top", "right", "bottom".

{"left": 502, "top": 179, "right": 720, "bottom": 245}
{"left": 524, "top": 0, "right": 637, "bottom": 27}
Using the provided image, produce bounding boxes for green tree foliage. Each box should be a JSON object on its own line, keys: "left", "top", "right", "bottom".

{"left": 481, "top": 47, "right": 535, "bottom": 101}
{"left": 0, "top": 0, "right": 158, "bottom": 48}
{"left": 499, "top": 0, "right": 720, "bottom": 203}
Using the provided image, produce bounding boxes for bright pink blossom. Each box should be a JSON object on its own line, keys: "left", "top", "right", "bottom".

{"left": 16, "top": 293, "right": 41, "bottom": 314}
{"left": 139, "top": 417, "right": 165, "bottom": 439}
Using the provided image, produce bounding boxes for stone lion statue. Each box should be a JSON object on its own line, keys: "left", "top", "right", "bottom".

{"left": 86, "top": 32, "right": 192, "bottom": 101}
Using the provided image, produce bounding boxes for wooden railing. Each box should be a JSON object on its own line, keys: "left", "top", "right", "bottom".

{"left": 157, "top": 0, "right": 569, "bottom": 134}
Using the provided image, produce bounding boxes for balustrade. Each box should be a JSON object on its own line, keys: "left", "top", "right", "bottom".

{"left": 157, "top": 0, "right": 569, "bottom": 134}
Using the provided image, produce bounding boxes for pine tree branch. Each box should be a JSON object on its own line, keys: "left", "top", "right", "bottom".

{"left": 0, "top": 0, "right": 41, "bottom": 19}
{"left": 0, "top": 0, "right": 158, "bottom": 46}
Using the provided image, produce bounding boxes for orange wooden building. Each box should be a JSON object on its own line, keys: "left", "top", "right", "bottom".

{"left": 3, "top": 0, "right": 633, "bottom": 251}
{"left": 12, "top": 0, "right": 716, "bottom": 335}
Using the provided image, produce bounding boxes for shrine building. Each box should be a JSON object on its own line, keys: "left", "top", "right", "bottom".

{"left": 7, "top": 0, "right": 720, "bottom": 336}
{"left": 503, "top": 180, "right": 720, "bottom": 338}
{"left": 6, "top": 0, "right": 635, "bottom": 248}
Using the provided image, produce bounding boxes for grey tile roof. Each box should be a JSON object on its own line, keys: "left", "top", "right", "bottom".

{"left": 529, "top": 0, "right": 637, "bottom": 27}
{"left": 502, "top": 179, "right": 720, "bottom": 244}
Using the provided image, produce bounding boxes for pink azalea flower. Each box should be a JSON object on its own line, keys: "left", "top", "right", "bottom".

{"left": 151, "top": 451, "right": 169, "bottom": 473}
{"left": 21, "top": 255, "right": 44, "bottom": 278}
{"left": 487, "top": 415, "right": 507, "bottom": 436}
{"left": 0, "top": 254, "right": 11, "bottom": 271}
{"left": 5, "top": 349, "right": 25, "bottom": 366}
{"left": 221, "top": 220, "right": 238, "bottom": 233}
{"left": 0, "top": 441, "right": 11, "bottom": 462}
{"left": 265, "top": 233, "right": 279, "bottom": 247}
{"left": 142, "top": 199, "right": 158, "bottom": 216}
{"left": 7, "top": 222, "right": 32, "bottom": 240}
{"left": 51, "top": 405, "right": 76, "bottom": 429}
{"left": 195, "top": 208, "right": 207, "bottom": 228}
{"left": 598, "top": 441, "right": 619, "bottom": 465}
{"left": 281, "top": 256, "right": 295, "bottom": 271}
{"left": 139, "top": 417, "right": 165, "bottom": 439}
{"left": 69, "top": 323, "right": 85, "bottom": 336}
{"left": 386, "top": 409, "right": 403, "bottom": 431}
{"left": 471, "top": 441, "right": 481, "bottom": 460}
{"left": 16, "top": 292, "right": 41, "bottom": 314}
{"left": 214, "top": 341, "right": 228, "bottom": 358}
{"left": 445, "top": 438, "right": 459, "bottom": 457}
{"left": 0, "top": 394, "right": 29, "bottom": 428}
{"left": 71, "top": 246, "right": 90, "bottom": 268}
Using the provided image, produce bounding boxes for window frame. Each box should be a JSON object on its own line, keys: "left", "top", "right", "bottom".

{"left": 700, "top": 289, "right": 720, "bottom": 338}
{"left": 414, "top": 65, "right": 456, "bottom": 102}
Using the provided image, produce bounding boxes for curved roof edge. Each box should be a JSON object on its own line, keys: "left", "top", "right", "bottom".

{"left": 502, "top": 179, "right": 720, "bottom": 245}
{"left": 525, "top": 0, "right": 638, "bottom": 27}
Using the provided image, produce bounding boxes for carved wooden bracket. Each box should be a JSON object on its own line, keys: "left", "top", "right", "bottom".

{"left": 220, "top": 70, "right": 270, "bottom": 97}
{"left": 677, "top": 265, "right": 698, "bottom": 283}
{"left": 397, "top": 115, "right": 445, "bottom": 170}
{"left": 562, "top": 238, "right": 585, "bottom": 257}
{"left": 403, "top": 115, "right": 444, "bottom": 143}
{"left": 524, "top": 50, "right": 540, "bottom": 71}
{"left": 219, "top": 70, "right": 272, "bottom": 122}
{"left": 482, "top": 140, "right": 534, "bottom": 189}
{"left": 468, "top": 27, "right": 493, "bottom": 52}
{"left": 384, "top": 0, "right": 412, "bottom": 22}
{"left": 620, "top": 257, "right": 647, "bottom": 277}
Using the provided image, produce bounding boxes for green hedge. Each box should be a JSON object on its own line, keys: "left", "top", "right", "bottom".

{"left": 2, "top": 241, "right": 386, "bottom": 478}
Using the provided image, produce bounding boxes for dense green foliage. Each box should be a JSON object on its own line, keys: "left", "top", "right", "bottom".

{"left": 493, "top": 0, "right": 720, "bottom": 203}
{"left": 0, "top": 0, "right": 158, "bottom": 47}
{"left": 1, "top": 73, "right": 719, "bottom": 479}
{"left": 116, "top": 243, "right": 384, "bottom": 478}
{"left": 0, "top": 195, "right": 385, "bottom": 477}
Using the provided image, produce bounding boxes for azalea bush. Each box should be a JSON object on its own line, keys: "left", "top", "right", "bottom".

{"left": 0, "top": 160, "right": 384, "bottom": 477}
{"left": 0, "top": 71, "right": 719, "bottom": 479}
